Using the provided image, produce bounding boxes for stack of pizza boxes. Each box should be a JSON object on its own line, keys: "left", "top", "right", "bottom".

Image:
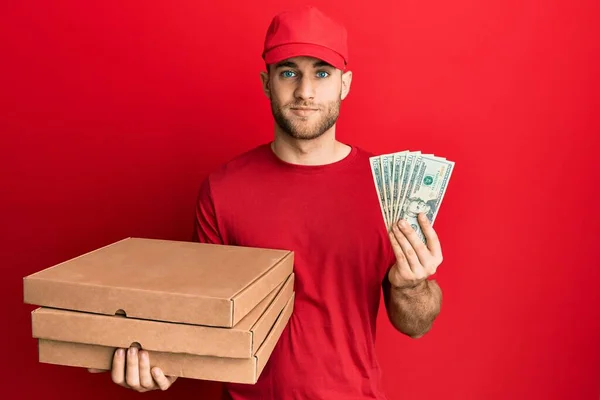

{"left": 23, "top": 237, "right": 295, "bottom": 384}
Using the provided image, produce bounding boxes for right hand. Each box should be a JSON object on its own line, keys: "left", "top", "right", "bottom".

{"left": 88, "top": 346, "right": 178, "bottom": 392}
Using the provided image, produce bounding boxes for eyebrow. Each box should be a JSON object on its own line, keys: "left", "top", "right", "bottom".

{"left": 274, "top": 60, "right": 334, "bottom": 69}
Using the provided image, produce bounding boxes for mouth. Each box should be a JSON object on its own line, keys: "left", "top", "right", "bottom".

{"left": 290, "top": 107, "right": 318, "bottom": 116}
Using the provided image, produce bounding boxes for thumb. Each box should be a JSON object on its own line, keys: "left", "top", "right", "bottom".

{"left": 87, "top": 368, "right": 107, "bottom": 373}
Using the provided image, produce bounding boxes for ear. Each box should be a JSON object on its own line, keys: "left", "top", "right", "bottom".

{"left": 340, "top": 70, "right": 353, "bottom": 100}
{"left": 260, "top": 70, "right": 271, "bottom": 99}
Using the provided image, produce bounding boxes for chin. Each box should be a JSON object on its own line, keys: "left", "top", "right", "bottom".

{"left": 281, "top": 122, "right": 326, "bottom": 140}
{"left": 285, "top": 131, "right": 326, "bottom": 141}
{"left": 274, "top": 111, "right": 336, "bottom": 141}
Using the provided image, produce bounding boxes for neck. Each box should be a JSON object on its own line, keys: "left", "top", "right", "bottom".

{"left": 271, "top": 126, "right": 351, "bottom": 166}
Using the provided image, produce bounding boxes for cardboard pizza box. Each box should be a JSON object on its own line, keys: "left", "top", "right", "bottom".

{"left": 24, "top": 237, "right": 294, "bottom": 327}
{"left": 37, "top": 294, "right": 295, "bottom": 384}
{"left": 32, "top": 273, "right": 294, "bottom": 359}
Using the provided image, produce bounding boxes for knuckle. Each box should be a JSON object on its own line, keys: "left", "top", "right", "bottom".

{"left": 405, "top": 248, "right": 416, "bottom": 258}
{"left": 141, "top": 379, "right": 154, "bottom": 390}
{"left": 126, "top": 377, "right": 139, "bottom": 390}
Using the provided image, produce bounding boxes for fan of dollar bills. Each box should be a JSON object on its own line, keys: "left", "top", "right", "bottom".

{"left": 370, "top": 151, "right": 455, "bottom": 243}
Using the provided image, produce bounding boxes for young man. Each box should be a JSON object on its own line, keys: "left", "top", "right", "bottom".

{"left": 96, "top": 6, "right": 444, "bottom": 399}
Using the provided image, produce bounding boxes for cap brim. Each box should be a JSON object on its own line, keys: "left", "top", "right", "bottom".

{"left": 263, "top": 43, "right": 346, "bottom": 71}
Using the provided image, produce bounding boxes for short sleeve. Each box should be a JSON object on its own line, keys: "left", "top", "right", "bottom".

{"left": 192, "top": 177, "right": 224, "bottom": 245}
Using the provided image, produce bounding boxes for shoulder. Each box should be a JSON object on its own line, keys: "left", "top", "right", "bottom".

{"left": 346, "top": 144, "right": 379, "bottom": 168}
{"left": 352, "top": 145, "right": 377, "bottom": 159}
{"left": 202, "top": 143, "right": 271, "bottom": 187}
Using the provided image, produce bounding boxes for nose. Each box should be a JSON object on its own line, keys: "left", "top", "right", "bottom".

{"left": 294, "top": 76, "right": 316, "bottom": 101}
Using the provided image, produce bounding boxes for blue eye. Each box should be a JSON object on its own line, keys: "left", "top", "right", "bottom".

{"left": 282, "top": 70, "right": 296, "bottom": 78}
{"left": 317, "top": 71, "right": 329, "bottom": 78}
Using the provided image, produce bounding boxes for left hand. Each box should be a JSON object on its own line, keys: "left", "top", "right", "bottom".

{"left": 388, "top": 213, "right": 443, "bottom": 290}
{"left": 88, "top": 347, "right": 178, "bottom": 392}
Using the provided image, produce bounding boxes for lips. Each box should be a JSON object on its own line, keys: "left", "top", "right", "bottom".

{"left": 290, "top": 107, "right": 318, "bottom": 116}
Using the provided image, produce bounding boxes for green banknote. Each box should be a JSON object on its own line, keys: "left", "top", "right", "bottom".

{"left": 390, "top": 151, "right": 408, "bottom": 227}
{"left": 370, "top": 150, "right": 455, "bottom": 243}
{"left": 381, "top": 154, "right": 394, "bottom": 227}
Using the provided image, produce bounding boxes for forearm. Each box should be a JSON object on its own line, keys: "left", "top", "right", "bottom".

{"left": 386, "top": 279, "right": 442, "bottom": 338}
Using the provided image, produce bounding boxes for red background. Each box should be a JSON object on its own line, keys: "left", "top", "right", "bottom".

{"left": 2, "top": 1, "right": 599, "bottom": 399}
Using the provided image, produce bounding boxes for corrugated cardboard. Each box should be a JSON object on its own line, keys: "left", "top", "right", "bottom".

{"left": 24, "top": 237, "right": 294, "bottom": 327}
{"left": 38, "top": 294, "right": 295, "bottom": 384}
{"left": 32, "top": 273, "right": 294, "bottom": 358}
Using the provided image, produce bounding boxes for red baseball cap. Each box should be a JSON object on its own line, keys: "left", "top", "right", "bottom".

{"left": 262, "top": 6, "right": 349, "bottom": 71}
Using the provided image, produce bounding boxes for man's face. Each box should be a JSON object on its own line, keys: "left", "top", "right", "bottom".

{"left": 261, "top": 56, "right": 351, "bottom": 140}
{"left": 408, "top": 199, "right": 431, "bottom": 214}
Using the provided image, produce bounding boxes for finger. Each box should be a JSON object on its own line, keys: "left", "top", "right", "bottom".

{"left": 388, "top": 230, "right": 412, "bottom": 274}
{"left": 152, "top": 368, "right": 174, "bottom": 391}
{"left": 138, "top": 351, "right": 155, "bottom": 390}
{"left": 396, "top": 219, "right": 430, "bottom": 267}
{"left": 126, "top": 347, "right": 141, "bottom": 390}
{"left": 111, "top": 348, "right": 127, "bottom": 387}
{"left": 88, "top": 368, "right": 107, "bottom": 373}
{"left": 388, "top": 229, "right": 417, "bottom": 288}
{"left": 393, "top": 221, "right": 421, "bottom": 268}
{"left": 418, "top": 213, "right": 442, "bottom": 257}
{"left": 393, "top": 221, "right": 426, "bottom": 278}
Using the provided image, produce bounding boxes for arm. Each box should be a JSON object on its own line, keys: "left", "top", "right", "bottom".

{"left": 382, "top": 274, "right": 442, "bottom": 338}
{"left": 383, "top": 213, "right": 444, "bottom": 338}
{"left": 193, "top": 176, "right": 225, "bottom": 245}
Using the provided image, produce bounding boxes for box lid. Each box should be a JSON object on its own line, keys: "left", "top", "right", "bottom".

{"left": 32, "top": 273, "right": 294, "bottom": 358}
{"left": 24, "top": 237, "right": 294, "bottom": 327}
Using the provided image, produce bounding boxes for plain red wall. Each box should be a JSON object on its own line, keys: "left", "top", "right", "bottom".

{"left": 2, "top": 1, "right": 599, "bottom": 399}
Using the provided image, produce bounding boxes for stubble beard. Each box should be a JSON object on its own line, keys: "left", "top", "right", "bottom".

{"left": 270, "top": 96, "right": 341, "bottom": 141}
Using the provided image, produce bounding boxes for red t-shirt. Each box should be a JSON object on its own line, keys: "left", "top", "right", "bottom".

{"left": 194, "top": 142, "right": 396, "bottom": 400}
